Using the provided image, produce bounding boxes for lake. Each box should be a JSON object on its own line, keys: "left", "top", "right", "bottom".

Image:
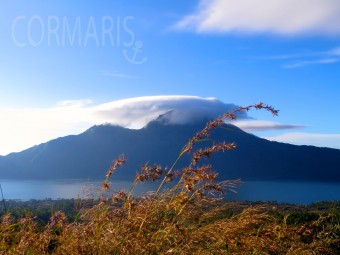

{"left": 0, "top": 179, "right": 339, "bottom": 204}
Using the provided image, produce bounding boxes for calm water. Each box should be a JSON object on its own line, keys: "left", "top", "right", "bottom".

{"left": 0, "top": 180, "right": 158, "bottom": 201}
{"left": 0, "top": 179, "right": 339, "bottom": 204}
{"left": 227, "top": 181, "right": 340, "bottom": 204}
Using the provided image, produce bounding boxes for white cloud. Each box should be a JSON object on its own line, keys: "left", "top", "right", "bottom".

{"left": 264, "top": 47, "right": 340, "bottom": 60}
{"left": 99, "top": 70, "right": 138, "bottom": 79}
{"left": 0, "top": 105, "right": 92, "bottom": 156}
{"left": 0, "top": 96, "right": 243, "bottom": 155}
{"left": 327, "top": 47, "right": 340, "bottom": 56}
{"left": 283, "top": 58, "right": 339, "bottom": 68}
{"left": 91, "top": 95, "right": 243, "bottom": 128}
{"left": 56, "top": 99, "right": 93, "bottom": 108}
{"left": 176, "top": 0, "right": 340, "bottom": 35}
{"left": 233, "top": 120, "right": 304, "bottom": 131}
{"left": 263, "top": 132, "right": 340, "bottom": 150}
{"left": 260, "top": 46, "right": 340, "bottom": 68}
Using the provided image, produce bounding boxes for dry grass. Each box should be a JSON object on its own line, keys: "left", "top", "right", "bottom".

{"left": 0, "top": 103, "right": 339, "bottom": 254}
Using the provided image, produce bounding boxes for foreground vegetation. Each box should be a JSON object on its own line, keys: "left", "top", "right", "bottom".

{"left": 1, "top": 103, "right": 339, "bottom": 254}
{"left": 1, "top": 199, "right": 339, "bottom": 254}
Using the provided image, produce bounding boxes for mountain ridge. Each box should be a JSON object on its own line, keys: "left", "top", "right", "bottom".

{"left": 1, "top": 118, "right": 339, "bottom": 182}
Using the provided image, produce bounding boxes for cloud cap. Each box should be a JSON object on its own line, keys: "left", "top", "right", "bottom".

{"left": 93, "top": 95, "right": 245, "bottom": 128}
{"left": 176, "top": 0, "right": 340, "bottom": 35}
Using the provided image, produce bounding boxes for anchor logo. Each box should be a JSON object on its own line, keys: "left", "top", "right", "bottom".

{"left": 123, "top": 40, "right": 147, "bottom": 65}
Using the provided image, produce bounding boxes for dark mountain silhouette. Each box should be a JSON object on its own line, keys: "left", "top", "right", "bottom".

{"left": 1, "top": 117, "right": 339, "bottom": 181}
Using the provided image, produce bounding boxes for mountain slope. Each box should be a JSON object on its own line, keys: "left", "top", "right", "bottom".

{"left": 1, "top": 119, "right": 339, "bottom": 181}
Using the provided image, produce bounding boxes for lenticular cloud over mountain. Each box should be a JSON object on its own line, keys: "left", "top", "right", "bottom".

{"left": 0, "top": 96, "right": 245, "bottom": 155}
{"left": 91, "top": 95, "right": 244, "bottom": 128}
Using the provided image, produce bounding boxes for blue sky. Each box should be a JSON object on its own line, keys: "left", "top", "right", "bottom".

{"left": 0, "top": 0, "right": 340, "bottom": 155}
